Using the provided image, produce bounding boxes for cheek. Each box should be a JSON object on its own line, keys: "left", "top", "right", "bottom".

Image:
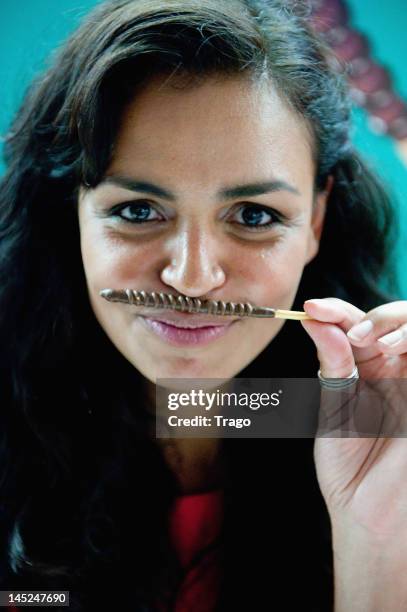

{"left": 80, "top": 225, "right": 158, "bottom": 289}
{"left": 235, "top": 237, "right": 308, "bottom": 351}
{"left": 237, "top": 233, "right": 309, "bottom": 306}
{"left": 79, "top": 224, "right": 160, "bottom": 337}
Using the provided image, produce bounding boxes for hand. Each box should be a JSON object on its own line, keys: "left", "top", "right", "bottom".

{"left": 301, "top": 298, "right": 407, "bottom": 537}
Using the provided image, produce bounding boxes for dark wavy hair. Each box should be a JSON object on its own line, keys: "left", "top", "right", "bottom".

{"left": 0, "top": 0, "right": 401, "bottom": 610}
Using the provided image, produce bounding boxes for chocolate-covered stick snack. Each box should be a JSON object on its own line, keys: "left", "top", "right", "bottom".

{"left": 99, "top": 289, "right": 313, "bottom": 321}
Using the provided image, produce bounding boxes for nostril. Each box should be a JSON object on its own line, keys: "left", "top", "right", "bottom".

{"left": 160, "top": 252, "right": 226, "bottom": 298}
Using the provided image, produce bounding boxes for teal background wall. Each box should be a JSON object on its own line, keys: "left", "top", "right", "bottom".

{"left": 1, "top": 0, "right": 407, "bottom": 298}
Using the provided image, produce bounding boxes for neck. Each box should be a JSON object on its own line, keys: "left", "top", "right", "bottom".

{"left": 142, "top": 378, "right": 229, "bottom": 494}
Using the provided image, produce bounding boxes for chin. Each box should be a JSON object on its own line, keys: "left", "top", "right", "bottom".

{"left": 146, "top": 355, "right": 236, "bottom": 382}
{"left": 158, "top": 357, "right": 215, "bottom": 379}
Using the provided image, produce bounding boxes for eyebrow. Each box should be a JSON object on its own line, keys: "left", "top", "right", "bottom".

{"left": 99, "top": 175, "right": 301, "bottom": 200}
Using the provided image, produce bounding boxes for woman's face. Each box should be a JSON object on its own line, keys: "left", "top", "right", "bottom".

{"left": 78, "top": 74, "right": 330, "bottom": 384}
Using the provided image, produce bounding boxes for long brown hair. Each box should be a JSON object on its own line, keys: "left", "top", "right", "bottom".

{"left": 0, "top": 1, "right": 400, "bottom": 610}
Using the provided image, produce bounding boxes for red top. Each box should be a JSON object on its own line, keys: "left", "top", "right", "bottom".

{"left": 8, "top": 489, "right": 224, "bottom": 612}
{"left": 165, "top": 489, "right": 224, "bottom": 611}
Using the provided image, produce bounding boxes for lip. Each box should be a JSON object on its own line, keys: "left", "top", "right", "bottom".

{"left": 138, "top": 315, "right": 240, "bottom": 347}
{"left": 139, "top": 312, "right": 238, "bottom": 327}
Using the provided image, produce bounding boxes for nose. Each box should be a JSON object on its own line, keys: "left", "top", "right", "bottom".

{"left": 160, "top": 224, "right": 226, "bottom": 298}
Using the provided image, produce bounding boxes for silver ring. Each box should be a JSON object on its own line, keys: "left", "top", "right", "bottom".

{"left": 317, "top": 365, "right": 359, "bottom": 390}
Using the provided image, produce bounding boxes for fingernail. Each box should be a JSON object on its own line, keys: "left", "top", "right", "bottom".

{"left": 378, "top": 329, "right": 403, "bottom": 347}
{"left": 347, "top": 320, "right": 374, "bottom": 341}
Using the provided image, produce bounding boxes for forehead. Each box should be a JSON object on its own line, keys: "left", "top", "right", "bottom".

{"left": 107, "top": 73, "right": 315, "bottom": 192}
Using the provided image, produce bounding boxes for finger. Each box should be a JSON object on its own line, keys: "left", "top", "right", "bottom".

{"left": 301, "top": 318, "right": 356, "bottom": 378}
{"left": 303, "top": 297, "right": 383, "bottom": 363}
{"left": 303, "top": 298, "right": 366, "bottom": 333}
{"left": 300, "top": 318, "right": 360, "bottom": 438}
{"left": 346, "top": 301, "right": 407, "bottom": 352}
{"left": 377, "top": 321, "right": 407, "bottom": 354}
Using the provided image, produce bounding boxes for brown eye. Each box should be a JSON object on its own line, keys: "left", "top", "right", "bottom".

{"left": 233, "top": 204, "right": 283, "bottom": 231}
{"left": 110, "top": 201, "right": 162, "bottom": 224}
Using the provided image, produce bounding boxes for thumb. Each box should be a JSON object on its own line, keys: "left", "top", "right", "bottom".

{"left": 301, "top": 319, "right": 361, "bottom": 438}
{"left": 301, "top": 319, "right": 356, "bottom": 378}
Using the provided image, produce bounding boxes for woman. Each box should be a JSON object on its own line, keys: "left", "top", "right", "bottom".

{"left": 0, "top": 0, "right": 406, "bottom": 610}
